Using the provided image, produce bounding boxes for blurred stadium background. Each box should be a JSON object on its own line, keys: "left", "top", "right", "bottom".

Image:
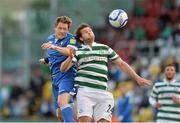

{"left": 0, "top": 0, "right": 180, "bottom": 122}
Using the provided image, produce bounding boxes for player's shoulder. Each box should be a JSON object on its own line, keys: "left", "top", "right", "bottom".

{"left": 69, "top": 37, "right": 77, "bottom": 44}
{"left": 66, "top": 33, "right": 74, "bottom": 39}
{"left": 94, "top": 42, "right": 111, "bottom": 50}
{"left": 69, "top": 35, "right": 83, "bottom": 47}
{"left": 154, "top": 81, "right": 166, "bottom": 87}
{"left": 65, "top": 33, "right": 75, "bottom": 43}
{"left": 47, "top": 34, "right": 55, "bottom": 40}
{"left": 94, "top": 42, "right": 109, "bottom": 47}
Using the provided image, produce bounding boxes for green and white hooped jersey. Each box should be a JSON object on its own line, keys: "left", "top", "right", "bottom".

{"left": 151, "top": 80, "right": 180, "bottom": 122}
{"left": 72, "top": 42, "right": 120, "bottom": 90}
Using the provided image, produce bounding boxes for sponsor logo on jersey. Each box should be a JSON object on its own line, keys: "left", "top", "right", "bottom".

{"left": 70, "top": 38, "right": 76, "bottom": 44}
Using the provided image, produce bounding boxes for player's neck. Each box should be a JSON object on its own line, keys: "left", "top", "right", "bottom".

{"left": 165, "top": 78, "right": 175, "bottom": 83}
{"left": 84, "top": 40, "right": 94, "bottom": 47}
{"left": 55, "top": 34, "right": 67, "bottom": 40}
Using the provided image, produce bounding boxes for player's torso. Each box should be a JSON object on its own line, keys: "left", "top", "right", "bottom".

{"left": 47, "top": 33, "right": 77, "bottom": 79}
{"left": 74, "top": 43, "right": 109, "bottom": 90}
{"left": 156, "top": 82, "right": 180, "bottom": 104}
{"left": 155, "top": 82, "right": 180, "bottom": 122}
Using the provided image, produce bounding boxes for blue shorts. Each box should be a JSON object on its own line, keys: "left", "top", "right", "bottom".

{"left": 52, "top": 73, "right": 76, "bottom": 109}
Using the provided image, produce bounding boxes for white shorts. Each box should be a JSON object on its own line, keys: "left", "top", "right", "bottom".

{"left": 76, "top": 87, "right": 114, "bottom": 122}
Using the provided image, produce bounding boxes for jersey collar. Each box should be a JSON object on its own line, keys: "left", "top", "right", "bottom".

{"left": 54, "top": 34, "right": 66, "bottom": 43}
{"left": 82, "top": 42, "right": 96, "bottom": 50}
{"left": 164, "top": 78, "right": 176, "bottom": 84}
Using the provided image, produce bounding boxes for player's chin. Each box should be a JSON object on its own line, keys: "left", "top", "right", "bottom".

{"left": 167, "top": 76, "right": 173, "bottom": 80}
{"left": 57, "top": 34, "right": 66, "bottom": 39}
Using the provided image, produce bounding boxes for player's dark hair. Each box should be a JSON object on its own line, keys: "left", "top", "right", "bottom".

{"left": 164, "top": 63, "right": 177, "bottom": 72}
{"left": 54, "top": 16, "right": 72, "bottom": 29}
{"left": 75, "top": 23, "right": 91, "bottom": 41}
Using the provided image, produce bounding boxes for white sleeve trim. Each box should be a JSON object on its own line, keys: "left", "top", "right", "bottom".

{"left": 67, "top": 45, "right": 78, "bottom": 50}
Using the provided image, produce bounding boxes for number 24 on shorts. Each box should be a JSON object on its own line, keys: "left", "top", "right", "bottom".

{"left": 107, "top": 104, "right": 114, "bottom": 113}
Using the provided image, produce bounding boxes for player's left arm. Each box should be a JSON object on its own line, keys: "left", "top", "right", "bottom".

{"left": 107, "top": 46, "right": 151, "bottom": 86}
{"left": 60, "top": 48, "right": 76, "bottom": 72}
{"left": 112, "top": 58, "right": 152, "bottom": 86}
{"left": 60, "top": 57, "right": 73, "bottom": 72}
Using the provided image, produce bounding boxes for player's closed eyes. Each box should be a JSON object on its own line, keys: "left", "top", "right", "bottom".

{"left": 83, "top": 29, "right": 92, "bottom": 34}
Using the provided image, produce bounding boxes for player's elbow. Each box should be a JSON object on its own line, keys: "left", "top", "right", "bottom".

{"left": 60, "top": 65, "right": 67, "bottom": 72}
{"left": 114, "top": 58, "right": 126, "bottom": 69}
{"left": 60, "top": 63, "right": 67, "bottom": 72}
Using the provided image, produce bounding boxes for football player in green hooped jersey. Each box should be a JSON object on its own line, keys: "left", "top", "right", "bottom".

{"left": 149, "top": 64, "right": 180, "bottom": 122}
{"left": 60, "top": 23, "right": 152, "bottom": 122}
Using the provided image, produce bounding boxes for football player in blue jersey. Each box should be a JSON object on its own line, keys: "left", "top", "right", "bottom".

{"left": 41, "top": 16, "right": 81, "bottom": 122}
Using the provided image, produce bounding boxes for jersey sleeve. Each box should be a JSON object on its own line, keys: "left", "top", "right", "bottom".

{"left": 149, "top": 84, "right": 158, "bottom": 106}
{"left": 67, "top": 38, "right": 78, "bottom": 50}
{"left": 47, "top": 34, "right": 54, "bottom": 44}
{"left": 107, "top": 46, "right": 120, "bottom": 61}
{"left": 150, "top": 84, "right": 158, "bottom": 99}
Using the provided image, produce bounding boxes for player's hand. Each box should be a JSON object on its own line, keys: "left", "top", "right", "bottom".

{"left": 172, "top": 95, "right": 180, "bottom": 104}
{"left": 41, "top": 43, "right": 56, "bottom": 49}
{"left": 155, "top": 102, "right": 162, "bottom": 108}
{"left": 69, "top": 48, "right": 76, "bottom": 58}
{"left": 136, "top": 77, "right": 152, "bottom": 86}
{"left": 39, "top": 58, "right": 48, "bottom": 65}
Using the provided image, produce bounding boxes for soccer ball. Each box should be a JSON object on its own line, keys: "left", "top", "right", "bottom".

{"left": 109, "top": 9, "right": 128, "bottom": 28}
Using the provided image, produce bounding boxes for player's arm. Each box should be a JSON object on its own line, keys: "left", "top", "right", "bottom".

{"left": 60, "top": 49, "right": 75, "bottom": 72}
{"left": 149, "top": 97, "right": 162, "bottom": 108}
{"left": 60, "top": 57, "right": 73, "bottom": 72}
{"left": 149, "top": 84, "right": 162, "bottom": 108}
{"left": 41, "top": 43, "right": 71, "bottom": 56}
{"left": 112, "top": 58, "right": 152, "bottom": 86}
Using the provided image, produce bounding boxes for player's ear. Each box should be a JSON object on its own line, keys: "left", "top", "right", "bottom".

{"left": 80, "top": 37, "right": 83, "bottom": 42}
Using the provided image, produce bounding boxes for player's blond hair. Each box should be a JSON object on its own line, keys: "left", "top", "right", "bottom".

{"left": 54, "top": 16, "right": 72, "bottom": 29}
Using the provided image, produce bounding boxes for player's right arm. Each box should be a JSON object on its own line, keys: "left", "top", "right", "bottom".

{"left": 41, "top": 43, "right": 71, "bottom": 56}
{"left": 149, "top": 84, "right": 162, "bottom": 108}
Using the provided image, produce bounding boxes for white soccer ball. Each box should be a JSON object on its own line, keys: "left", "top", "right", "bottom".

{"left": 109, "top": 9, "right": 128, "bottom": 28}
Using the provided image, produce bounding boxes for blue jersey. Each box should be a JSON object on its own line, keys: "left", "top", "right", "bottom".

{"left": 47, "top": 33, "right": 80, "bottom": 85}
{"left": 116, "top": 96, "right": 133, "bottom": 122}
